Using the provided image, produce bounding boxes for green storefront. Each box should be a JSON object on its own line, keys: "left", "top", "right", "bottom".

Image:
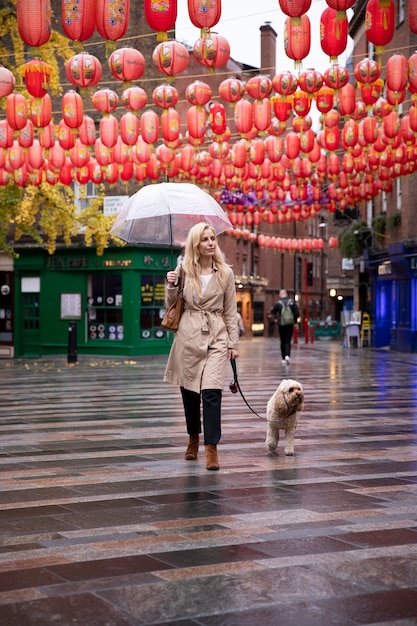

{"left": 14, "top": 246, "right": 175, "bottom": 358}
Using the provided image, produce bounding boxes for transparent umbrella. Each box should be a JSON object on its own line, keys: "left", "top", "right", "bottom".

{"left": 110, "top": 182, "right": 232, "bottom": 249}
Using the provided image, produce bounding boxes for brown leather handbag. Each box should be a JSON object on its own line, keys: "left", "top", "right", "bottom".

{"left": 161, "top": 266, "right": 185, "bottom": 332}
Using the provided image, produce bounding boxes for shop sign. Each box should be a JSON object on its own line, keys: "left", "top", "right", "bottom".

{"left": 378, "top": 261, "right": 392, "bottom": 276}
{"left": 103, "top": 196, "right": 129, "bottom": 216}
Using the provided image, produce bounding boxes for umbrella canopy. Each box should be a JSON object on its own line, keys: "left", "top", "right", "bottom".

{"left": 110, "top": 182, "right": 232, "bottom": 246}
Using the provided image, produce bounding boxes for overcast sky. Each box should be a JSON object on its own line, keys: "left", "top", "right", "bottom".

{"left": 175, "top": 0, "right": 353, "bottom": 74}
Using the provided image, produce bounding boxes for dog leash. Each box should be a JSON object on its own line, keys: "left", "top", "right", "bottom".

{"left": 229, "top": 358, "right": 267, "bottom": 421}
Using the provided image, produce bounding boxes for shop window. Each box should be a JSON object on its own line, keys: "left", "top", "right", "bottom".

{"left": 140, "top": 274, "right": 166, "bottom": 339}
{"left": 0, "top": 272, "right": 13, "bottom": 343}
{"left": 87, "top": 274, "right": 123, "bottom": 340}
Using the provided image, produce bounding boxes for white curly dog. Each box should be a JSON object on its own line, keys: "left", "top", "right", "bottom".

{"left": 265, "top": 379, "right": 304, "bottom": 456}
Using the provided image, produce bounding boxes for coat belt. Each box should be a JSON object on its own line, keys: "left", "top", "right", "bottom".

{"left": 184, "top": 309, "right": 224, "bottom": 333}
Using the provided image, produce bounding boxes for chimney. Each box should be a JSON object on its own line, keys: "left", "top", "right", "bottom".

{"left": 260, "top": 22, "right": 277, "bottom": 76}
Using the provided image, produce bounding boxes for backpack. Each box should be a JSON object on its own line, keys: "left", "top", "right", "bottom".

{"left": 280, "top": 301, "right": 294, "bottom": 326}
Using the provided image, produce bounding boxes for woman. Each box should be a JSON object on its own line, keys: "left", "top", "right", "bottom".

{"left": 164, "top": 223, "right": 239, "bottom": 471}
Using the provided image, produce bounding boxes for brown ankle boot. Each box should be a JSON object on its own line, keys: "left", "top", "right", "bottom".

{"left": 205, "top": 444, "right": 219, "bottom": 470}
{"left": 184, "top": 435, "right": 199, "bottom": 460}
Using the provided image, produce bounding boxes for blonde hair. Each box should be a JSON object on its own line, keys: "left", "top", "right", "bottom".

{"left": 182, "top": 223, "right": 229, "bottom": 298}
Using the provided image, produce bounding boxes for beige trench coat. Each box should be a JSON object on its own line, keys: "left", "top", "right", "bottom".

{"left": 163, "top": 264, "right": 239, "bottom": 393}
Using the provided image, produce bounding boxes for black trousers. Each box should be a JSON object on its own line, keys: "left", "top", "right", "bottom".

{"left": 180, "top": 387, "right": 222, "bottom": 445}
{"left": 278, "top": 324, "right": 294, "bottom": 359}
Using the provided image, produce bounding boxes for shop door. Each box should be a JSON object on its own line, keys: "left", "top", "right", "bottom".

{"left": 22, "top": 293, "right": 41, "bottom": 356}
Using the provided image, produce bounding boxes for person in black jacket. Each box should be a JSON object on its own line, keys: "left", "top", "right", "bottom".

{"left": 270, "top": 289, "right": 300, "bottom": 365}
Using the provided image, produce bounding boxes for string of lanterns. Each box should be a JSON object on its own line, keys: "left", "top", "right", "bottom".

{"left": 1, "top": 0, "right": 416, "bottom": 242}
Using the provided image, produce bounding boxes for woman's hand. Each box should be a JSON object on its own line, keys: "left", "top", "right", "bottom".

{"left": 228, "top": 349, "right": 239, "bottom": 360}
{"left": 166, "top": 270, "right": 178, "bottom": 285}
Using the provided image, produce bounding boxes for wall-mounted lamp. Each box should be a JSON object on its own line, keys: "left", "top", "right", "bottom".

{"left": 329, "top": 288, "right": 336, "bottom": 297}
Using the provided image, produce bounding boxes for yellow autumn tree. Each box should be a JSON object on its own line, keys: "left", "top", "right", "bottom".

{"left": 0, "top": 1, "right": 122, "bottom": 257}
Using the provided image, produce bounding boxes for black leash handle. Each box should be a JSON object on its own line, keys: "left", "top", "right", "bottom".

{"left": 229, "top": 358, "right": 266, "bottom": 421}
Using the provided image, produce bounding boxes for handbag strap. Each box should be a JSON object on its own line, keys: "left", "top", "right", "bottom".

{"left": 177, "top": 264, "right": 185, "bottom": 293}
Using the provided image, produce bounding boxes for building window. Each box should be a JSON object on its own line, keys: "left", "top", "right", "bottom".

{"left": 399, "top": 0, "right": 405, "bottom": 24}
{"left": 74, "top": 182, "right": 97, "bottom": 211}
{"left": 382, "top": 191, "right": 387, "bottom": 213}
{"left": 87, "top": 274, "right": 123, "bottom": 340}
{"left": 140, "top": 274, "right": 166, "bottom": 338}
{"left": 396, "top": 178, "right": 402, "bottom": 211}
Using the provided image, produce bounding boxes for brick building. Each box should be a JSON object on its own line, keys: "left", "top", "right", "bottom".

{"left": 348, "top": 0, "right": 417, "bottom": 351}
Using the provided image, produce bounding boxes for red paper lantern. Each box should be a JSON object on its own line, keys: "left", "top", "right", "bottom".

{"left": 209, "top": 103, "right": 227, "bottom": 138}
{"left": 62, "top": 90, "right": 84, "bottom": 129}
{"left": 253, "top": 99, "right": 271, "bottom": 132}
{"left": 362, "top": 116, "right": 377, "bottom": 144}
{"left": 187, "top": 105, "right": 207, "bottom": 142}
{"left": 185, "top": 80, "right": 212, "bottom": 106}
{"left": 88, "top": 159, "right": 104, "bottom": 184}
{"left": 386, "top": 54, "right": 408, "bottom": 92}
{"left": 360, "top": 78, "right": 383, "bottom": 106}
{"left": 121, "top": 86, "right": 147, "bottom": 111}
{"left": 365, "top": 0, "right": 395, "bottom": 57}
{"left": 338, "top": 82, "right": 356, "bottom": 117}
{"left": 410, "top": 0, "right": 417, "bottom": 33}
{"left": 219, "top": 78, "right": 245, "bottom": 104}
{"left": 193, "top": 33, "right": 230, "bottom": 70}
{"left": 386, "top": 87, "right": 405, "bottom": 107}
{"left": 342, "top": 119, "right": 358, "bottom": 150}
{"left": 144, "top": 0, "right": 177, "bottom": 41}
{"left": 161, "top": 108, "right": 180, "bottom": 145}
{"left": 320, "top": 7, "right": 348, "bottom": 63}
{"left": 62, "top": 0, "right": 96, "bottom": 45}
{"left": 69, "top": 138, "right": 90, "bottom": 168}
{"left": 8, "top": 141, "right": 25, "bottom": 170}
{"left": 152, "top": 41, "right": 190, "bottom": 77}
{"left": 246, "top": 75, "right": 272, "bottom": 100}
{"left": 323, "top": 64, "right": 349, "bottom": 90}
{"left": 92, "top": 88, "right": 119, "bottom": 113}
{"left": 120, "top": 111, "right": 139, "bottom": 145}
{"left": 188, "top": 0, "right": 221, "bottom": 33}
{"left": 109, "top": 47, "right": 145, "bottom": 86}
{"left": 234, "top": 99, "right": 253, "bottom": 136}
{"left": 272, "top": 71, "right": 298, "bottom": 99}
{"left": 284, "top": 16, "right": 311, "bottom": 68}
{"left": 49, "top": 142, "right": 66, "bottom": 170}
{"left": 77, "top": 116, "right": 96, "bottom": 147}
{"left": 17, "top": 0, "right": 52, "bottom": 48}
{"left": 272, "top": 95, "right": 293, "bottom": 121}
{"left": 315, "top": 86, "right": 334, "bottom": 114}
{"left": 354, "top": 57, "right": 380, "bottom": 85}
{"left": 95, "top": 138, "right": 112, "bottom": 166}
{"left": 19, "top": 120, "right": 35, "bottom": 148}
{"left": 0, "top": 66, "right": 15, "bottom": 98}
{"left": 21, "top": 59, "right": 53, "bottom": 98}
{"left": 6, "top": 93, "right": 28, "bottom": 131}
{"left": 30, "top": 93, "right": 52, "bottom": 128}
{"left": 279, "top": 0, "right": 311, "bottom": 17}
{"left": 96, "top": 0, "right": 130, "bottom": 47}
{"left": 373, "top": 97, "right": 392, "bottom": 119}
{"left": 65, "top": 53, "right": 102, "bottom": 90}
{"left": 323, "top": 126, "right": 340, "bottom": 151}
{"left": 293, "top": 89, "right": 311, "bottom": 117}
{"left": 140, "top": 110, "right": 159, "bottom": 145}
{"left": 57, "top": 120, "right": 74, "bottom": 150}
{"left": 286, "top": 132, "right": 300, "bottom": 159}
{"left": 298, "top": 68, "right": 323, "bottom": 95}
{"left": 152, "top": 84, "right": 179, "bottom": 109}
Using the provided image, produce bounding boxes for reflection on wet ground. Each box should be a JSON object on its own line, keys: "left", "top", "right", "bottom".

{"left": 1, "top": 338, "right": 417, "bottom": 625}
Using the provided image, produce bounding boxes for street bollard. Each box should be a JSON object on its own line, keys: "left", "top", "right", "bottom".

{"left": 293, "top": 325, "right": 298, "bottom": 345}
{"left": 304, "top": 318, "right": 309, "bottom": 343}
{"left": 67, "top": 322, "right": 77, "bottom": 364}
{"left": 310, "top": 324, "right": 315, "bottom": 343}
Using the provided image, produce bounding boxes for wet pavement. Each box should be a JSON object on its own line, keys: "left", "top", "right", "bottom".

{"left": 1, "top": 337, "right": 417, "bottom": 625}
